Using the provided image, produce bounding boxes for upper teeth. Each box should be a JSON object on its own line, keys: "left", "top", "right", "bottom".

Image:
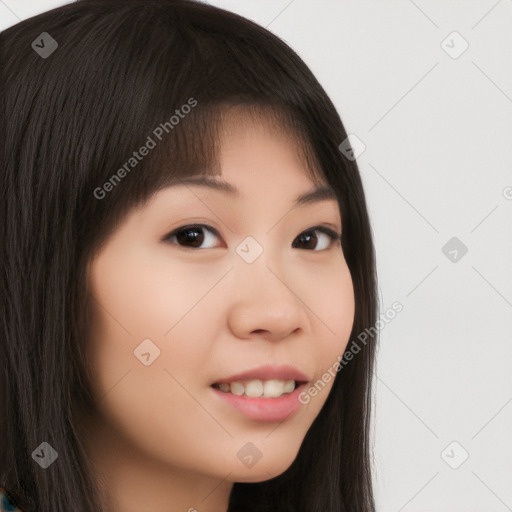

{"left": 215, "top": 379, "right": 296, "bottom": 398}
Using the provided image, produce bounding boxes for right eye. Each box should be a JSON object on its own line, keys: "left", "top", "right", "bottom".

{"left": 163, "top": 224, "right": 222, "bottom": 249}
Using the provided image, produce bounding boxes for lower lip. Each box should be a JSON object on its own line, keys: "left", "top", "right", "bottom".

{"left": 210, "top": 383, "right": 307, "bottom": 422}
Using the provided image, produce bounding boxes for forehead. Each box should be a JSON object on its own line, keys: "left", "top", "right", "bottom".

{"left": 160, "top": 175, "right": 337, "bottom": 209}
{"left": 117, "top": 103, "right": 335, "bottom": 220}
{"left": 159, "top": 108, "right": 335, "bottom": 207}
{"left": 214, "top": 106, "right": 327, "bottom": 189}
{"left": 217, "top": 104, "right": 325, "bottom": 173}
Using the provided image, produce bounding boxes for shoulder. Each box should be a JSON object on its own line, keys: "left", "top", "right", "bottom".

{"left": 0, "top": 486, "right": 24, "bottom": 512}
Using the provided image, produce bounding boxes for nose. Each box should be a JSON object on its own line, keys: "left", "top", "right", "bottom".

{"left": 226, "top": 258, "right": 310, "bottom": 342}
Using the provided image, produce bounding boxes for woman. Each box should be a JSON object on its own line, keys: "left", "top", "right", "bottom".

{"left": 1, "top": 0, "right": 378, "bottom": 510}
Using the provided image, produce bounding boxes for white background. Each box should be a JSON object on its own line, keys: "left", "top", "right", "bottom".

{"left": 2, "top": 1, "right": 511, "bottom": 510}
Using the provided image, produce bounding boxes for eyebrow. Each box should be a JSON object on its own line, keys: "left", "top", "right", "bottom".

{"left": 168, "top": 176, "right": 338, "bottom": 206}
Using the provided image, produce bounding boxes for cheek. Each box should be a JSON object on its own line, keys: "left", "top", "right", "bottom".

{"left": 301, "top": 260, "right": 355, "bottom": 405}
{"left": 84, "top": 252, "right": 223, "bottom": 470}
{"left": 87, "top": 243, "right": 223, "bottom": 341}
{"left": 309, "top": 259, "right": 355, "bottom": 357}
{"left": 86, "top": 242, "right": 229, "bottom": 381}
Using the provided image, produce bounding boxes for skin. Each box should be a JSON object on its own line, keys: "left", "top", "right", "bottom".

{"left": 79, "top": 110, "right": 355, "bottom": 512}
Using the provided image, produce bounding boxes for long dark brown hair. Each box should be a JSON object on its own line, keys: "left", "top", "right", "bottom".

{"left": 0, "top": 1, "right": 378, "bottom": 510}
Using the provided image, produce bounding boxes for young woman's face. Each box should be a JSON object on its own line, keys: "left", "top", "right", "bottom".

{"left": 84, "top": 113, "right": 355, "bottom": 497}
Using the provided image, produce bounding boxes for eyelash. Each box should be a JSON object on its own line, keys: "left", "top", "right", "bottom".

{"left": 162, "top": 224, "right": 341, "bottom": 251}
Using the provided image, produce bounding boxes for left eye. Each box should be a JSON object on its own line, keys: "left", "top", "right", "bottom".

{"left": 293, "top": 226, "right": 341, "bottom": 251}
{"left": 163, "top": 224, "right": 341, "bottom": 251}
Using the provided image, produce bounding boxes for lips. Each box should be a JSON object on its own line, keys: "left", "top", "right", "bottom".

{"left": 210, "top": 364, "right": 310, "bottom": 386}
{"left": 210, "top": 364, "right": 311, "bottom": 422}
{"left": 210, "top": 379, "right": 310, "bottom": 422}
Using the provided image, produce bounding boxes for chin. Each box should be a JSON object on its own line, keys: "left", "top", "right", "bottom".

{"left": 230, "top": 458, "right": 296, "bottom": 483}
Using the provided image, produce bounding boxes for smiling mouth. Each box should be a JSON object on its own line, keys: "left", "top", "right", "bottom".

{"left": 211, "top": 379, "right": 307, "bottom": 398}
